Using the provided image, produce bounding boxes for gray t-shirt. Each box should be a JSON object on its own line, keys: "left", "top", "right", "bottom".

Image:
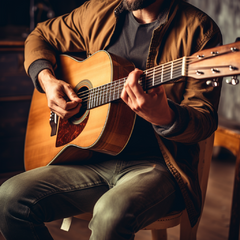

{"left": 106, "top": 12, "right": 161, "bottom": 70}
{"left": 105, "top": 11, "right": 164, "bottom": 160}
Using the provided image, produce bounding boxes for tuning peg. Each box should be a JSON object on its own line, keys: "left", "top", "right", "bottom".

{"left": 206, "top": 79, "right": 219, "bottom": 87}
{"left": 226, "top": 76, "right": 239, "bottom": 85}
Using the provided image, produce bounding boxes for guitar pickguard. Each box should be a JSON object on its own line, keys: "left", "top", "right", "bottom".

{"left": 56, "top": 113, "right": 89, "bottom": 147}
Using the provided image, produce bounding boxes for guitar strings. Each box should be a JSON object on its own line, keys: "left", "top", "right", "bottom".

{"left": 78, "top": 46, "right": 237, "bottom": 108}
{"left": 76, "top": 48, "right": 231, "bottom": 108}
{"left": 77, "top": 56, "right": 195, "bottom": 107}
{"left": 78, "top": 57, "right": 193, "bottom": 102}
{"left": 78, "top": 58, "right": 186, "bottom": 99}
{"left": 78, "top": 57, "right": 191, "bottom": 101}
{"left": 78, "top": 60, "right": 188, "bottom": 108}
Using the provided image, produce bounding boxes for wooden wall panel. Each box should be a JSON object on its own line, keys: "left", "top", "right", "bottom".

{"left": 0, "top": 44, "right": 33, "bottom": 173}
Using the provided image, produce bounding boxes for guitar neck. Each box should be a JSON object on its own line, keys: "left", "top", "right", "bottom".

{"left": 80, "top": 57, "right": 187, "bottom": 109}
{"left": 79, "top": 40, "right": 240, "bottom": 110}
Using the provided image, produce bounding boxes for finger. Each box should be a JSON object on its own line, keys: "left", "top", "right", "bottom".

{"left": 121, "top": 87, "right": 128, "bottom": 103}
{"left": 50, "top": 94, "right": 80, "bottom": 113}
{"left": 126, "top": 69, "right": 145, "bottom": 98}
{"left": 55, "top": 84, "right": 82, "bottom": 111}
{"left": 124, "top": 82, "right": 137, "bottom": 102}
{"left": 65, "top": 101, "right": 82, "bottom": 111}
{"left": 49, "top": 104, "right": 68, "bottom": 119}
{"left": 64, "top": 84, "right": 82, "bottom": 103}
{"left": 51, "top": 103, "right": 81, "bottom": 119}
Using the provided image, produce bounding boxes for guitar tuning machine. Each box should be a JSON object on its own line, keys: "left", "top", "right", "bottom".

{"left": 206, "top": 79, "right": 219, "bottom": 87}
{"left": 226, "top": 75, "right": 239, "bottom": 85}
{"left": 211, "top": 51, "right": 218, "bottom": 56}
{"left": 197, "top": 55, "right": 204, "bottom": 59}
{"left": 231, "top": 47, "right": 239, "bottom": 52}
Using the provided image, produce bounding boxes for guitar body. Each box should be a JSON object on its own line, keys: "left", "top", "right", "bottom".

{"left": 24, "top": 51, "right": 136, "bottom": 170}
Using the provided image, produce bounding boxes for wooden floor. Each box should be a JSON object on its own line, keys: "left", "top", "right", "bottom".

{"left": 0, "top": 147, "right": 237, "bottom": 240}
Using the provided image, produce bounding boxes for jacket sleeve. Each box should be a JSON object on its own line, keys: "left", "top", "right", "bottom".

{"left": 154, "top": 21, "right": 223, "bottom": 144}
{"left": 24, "top": 1, "right": 90, "bottom": 75}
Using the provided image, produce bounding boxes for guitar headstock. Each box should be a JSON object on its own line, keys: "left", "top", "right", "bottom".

{"left": 187, "top": 41, "right": 240, "bottom": 86}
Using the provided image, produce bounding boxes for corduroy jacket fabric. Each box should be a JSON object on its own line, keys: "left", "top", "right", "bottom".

{"left": 24, "top": 0, "right": 222, "bottom": 227}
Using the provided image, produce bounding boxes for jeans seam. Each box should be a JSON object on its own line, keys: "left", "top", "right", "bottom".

{"left": 87, "top": 164, "right": 118, "bottom": 188}
{"left": 28, "top": 207, "right": 41, "bottom": 240}
{"left": 31, "top": 180, "right": 107, "bottom": 205}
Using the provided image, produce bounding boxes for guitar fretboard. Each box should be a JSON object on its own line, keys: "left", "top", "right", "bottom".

{"left": 79, "top": 57, "right": 187, "bottom": 109}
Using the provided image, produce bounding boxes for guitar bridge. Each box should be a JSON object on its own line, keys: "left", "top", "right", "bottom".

{"left": 50, "top": 111, "right": 58, "bottom": 136}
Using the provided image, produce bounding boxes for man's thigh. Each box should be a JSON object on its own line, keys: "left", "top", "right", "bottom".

{"left": 92, "top": 161, "right": 182, "bottom": 231}
{"left": 0, "top": 165, "right": 109, "bottom": 221}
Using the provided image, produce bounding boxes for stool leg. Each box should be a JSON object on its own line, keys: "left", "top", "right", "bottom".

{"left": 229, "top": 153, "right": 240, "bottom": 240}
{"left": 151, "top": 229, "right": 167, "bottom": 240}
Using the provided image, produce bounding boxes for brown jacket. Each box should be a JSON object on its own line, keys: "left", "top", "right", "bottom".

{"left": 24, "top": 0, "right": 222, "bottom": 226}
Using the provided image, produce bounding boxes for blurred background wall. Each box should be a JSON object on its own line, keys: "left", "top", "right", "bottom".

{"left": 188, "top": 0, "right": 240, "bottom": 121}
{"left": 0, "top": 0, "right": 87, "bottom": 174}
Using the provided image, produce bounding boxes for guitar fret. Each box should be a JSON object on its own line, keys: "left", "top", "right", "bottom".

{"left": 99, "top": 86, "right": 101, "bottom": 106}
{"left": 112, "top": 82, "right": 114, "bottom": 101}
{"left": 110, "top": 83, "right": 113, "bottom": 102}
{"left": 182, "top": 57, "right": 187, "bottom": 76}
{"left": 98, "top": 87, "right": 100, "bottom": 106}
{"left": 102, "top": 85, "right": 104, "bottom": 105}
{"left": 113, "top": 81, "right": 117, "bottom": 100}
{"left": 171, "top": 61, "right": 173, "bottom": 79}
{"left": 161, "top": 65, "right": 164, "bottom": 82}
{"left": 98, "top": 86, "right": 100, "bottom": 106}
{"left": 108, "top": 83, "right": 111, "bottom": 103}
{"left": 93, "top": 88, "right": 96, "bottom": 108}
{"left": 144, "top": 70, "right": 148, "bottom": 90}
{"left": 94, "top": 88, "right": 97, "bottom": 108}
{"left": 153, "top": 68, "right": 155, "bottom": 86}
{"left": 96, "top": 87, "right": 99, "bottom": 107}
{"left": 103, "top": 84, "right": 107, "bottom": 105}
{"left": 117, "top": 79, "right": 121, "bottom": 99}
{"left": 116, "top": 80, "right": 119, "bottom": 99}
{"left": 91, "top": 88, "right": 94, "bottom": 108}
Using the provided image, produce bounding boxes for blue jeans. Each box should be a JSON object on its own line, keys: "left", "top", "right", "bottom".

{"left": 0, "top": 159, "right": 184, "bottom": 240}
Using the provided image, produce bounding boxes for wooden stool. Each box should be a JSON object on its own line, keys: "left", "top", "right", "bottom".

{"left": 214, "top": 121, "right": 240, "bottom": 240}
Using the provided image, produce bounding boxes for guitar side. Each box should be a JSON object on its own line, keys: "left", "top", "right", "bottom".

{"left": 24, "top": 89, "right": 93, "bottom": 170}
{"left": 24, "top": 51, "right": 136, "bottom": 170}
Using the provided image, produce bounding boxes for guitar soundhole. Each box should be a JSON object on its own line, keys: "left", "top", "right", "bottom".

{"left": 70, "top": 85, "right": 90, "bottom": 125}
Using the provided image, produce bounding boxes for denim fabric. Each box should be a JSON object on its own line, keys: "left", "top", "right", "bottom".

{"left": 0, "top": 159, "right": 184, "bottom": 240}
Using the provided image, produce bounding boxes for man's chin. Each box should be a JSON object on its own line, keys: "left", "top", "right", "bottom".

{"left": 123, "top": 0, "right": 157, "bottom": 11}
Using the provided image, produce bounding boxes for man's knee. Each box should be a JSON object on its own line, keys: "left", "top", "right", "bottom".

{"left": 0, "top": 176, "right": 23, "bottom": 222}
{"left": 0, "top": 173, "right": 37, "bottom": 219}
{"left": 89, "top": 191, "right": 136, "bottom": 240}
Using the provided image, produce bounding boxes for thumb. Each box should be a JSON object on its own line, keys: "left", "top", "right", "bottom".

{"left": 64, "top": 84, "right": 82, "bottom": 103}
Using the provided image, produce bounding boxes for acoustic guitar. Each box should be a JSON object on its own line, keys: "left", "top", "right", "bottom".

{"left": 24, "top": 41, "right": 240, "bottom": 170}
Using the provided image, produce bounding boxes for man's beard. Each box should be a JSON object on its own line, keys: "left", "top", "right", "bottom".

{"left": 122, "top": 0, "right": 157, "bottom": 11}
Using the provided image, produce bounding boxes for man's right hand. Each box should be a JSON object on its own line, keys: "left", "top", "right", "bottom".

{"left": 38, "top": 69, "right": 82, "bottom": 119}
